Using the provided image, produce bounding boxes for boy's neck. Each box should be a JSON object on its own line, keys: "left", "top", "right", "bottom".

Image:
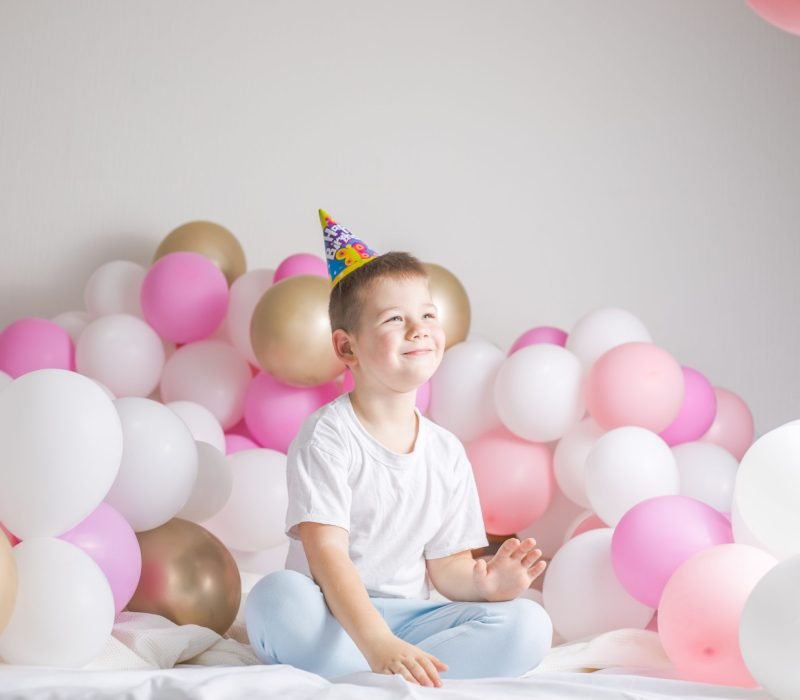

{"left": 348, "top": 388, "right": 419, "bottom": 454}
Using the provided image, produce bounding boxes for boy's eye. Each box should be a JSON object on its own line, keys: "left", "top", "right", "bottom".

{"left": 386, "top": 316, "right": 402, "bottom": 323}
{"left": 424, "top": 313, "right": 436, "bottom": 319}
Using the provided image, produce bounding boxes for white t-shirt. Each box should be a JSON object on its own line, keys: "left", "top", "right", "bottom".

{"left": 284, "top": 393, "right": 489, "bottom": 599}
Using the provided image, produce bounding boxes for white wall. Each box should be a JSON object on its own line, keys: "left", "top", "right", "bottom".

{"left": 1, "top": 0, "right": 798, "bottom": 433}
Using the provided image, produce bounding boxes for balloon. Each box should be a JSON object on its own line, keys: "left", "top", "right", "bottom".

{"left": 542, "top": 529, "right": 653, "bottom": 642}
{"left": 466, "top": 428, "right": 555, "bottom": 535}
{"left": 58, "top": 502, "right": 142, "bottom": 616}
{"left": 494, "top": 344, "right": 584, "bottom": 442}
{"left": 700, "top": 387, "right": 755, "bottom": 461}
{"left": 128, "top": 518, "right": 240, "bottom": 635}
{"left": 673, "top": 442, "right": 739, "bottom": 513}
{"left": 341, "top": 369, "right": 431, "bottom": 414}
{"left": 517, "top": 486, "right": 586, "bottom": 561}
{"left": 740, "top": 554, "right": 800, "bottom": 700}
{"left": 658, "top": 544, "right": 777, "bottom": 686}
{"left": 244, "top": 372, "right": 339, "bottom": 454}
{"left": 154, "top": 220, "right": 246, "bottom": 286}
{"left": 84, "top": 260, "right": 146, "bottom": 319}
{"left": 273, "top": 253, "right": 328, "bottom": 283}
{"left": 0, "top": 538, "right": 115, "bottom": 667}
{"left": 177, "top": 441, "right": 233, "bottom": 523}
{"left": 553, "top": 418, "right": 605, "bottom": 508}
{"left": 0, "top": 371, "right": 11, "bottom": 391}
{"left": 508, "top": 326, "right": 567, "bottom": 355}
{"left": 563, "top": 511, "right": 606, "bottom": 541}
{"left": 166, "top": 400, "right": 226, "bottom": 452}
{"left": 611, "top": 495, "right": 733, "bottom": 608}
{"left": 658, "top": 367, "right": 717, "bottom": 446}
{"left": 105, "top": 398, "right": 198, "bottom": 532}
{"left": 0, "top": 534, "right": 16, "bottom": 634}
{"left": 202, "top": 448, "right": 288, "bottom": 552}
{"left": 250, "top": 275, "right": 344, "bottom": 386}
{"left": 0, "top": 523, "right": 18, "bottom": 546}
{"left": 584, "top": 426, "right": 679, "bottom": 526}
{"left": 50, "top": 310, "right": 90, "bottom": 344}
{"left": 732, "top": 421, "right": 800, "bottom": 559}
{"left": 141, "top": 252, "right": 229, "bottom": 344}
{"left": 0, "top": 369, "right": 123, "bottom": 538}
{"left": 223, "top": 268, "right": 274, "bottom": 366}
{"left": 566, "top": 307, "right": 652, "bottom": 370}
{"left": 225, "top": 433, "right": 258, "bottom": 454}
{"left": 160, "top": 339, "right": 252, "bottom": 429}
{"left": 0, "top": 318, "right": 75, "bottom": 378}
{"left": 428, "top": 338, "right": 504, "bottom": 443}
{"left": 76, "top": 314, "right": 166, "bottom": 398}
{"left": 747, "top": 0, "right": 800, "bottom": 36}
{"left": 422, "top": 263, "right": 470, "bottom": 348}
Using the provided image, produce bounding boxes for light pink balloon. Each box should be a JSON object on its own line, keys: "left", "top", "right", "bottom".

{"left": 244, "top": 372, "right": 339, "bottom": 453}
{"left": 0, "top": 318, "right": 75, "bottom": 377}
{"left": 747, "top": 0, "right": 800, "bottom": 35}
{"left": 466, "top": 428, "right": 555, "bottom": 535}
{"left": 273, "top": 254, "right": 328, "bottom": 283}
{"left": 225, "top": 433, "right": 258, "bottom": 454}
{"left": 700, "top": 387, "right": 754, "bottom": 461}
{"left": 341, "top": 369, "right": 431, "bottom": 414}
{"left": 658, "top": 367, "right": 717, "bottom": 446}
{"left": 658, "top": 544, "right": 777, "bottom": 686}
{"left": 140, "top": 252, "right": 229, "bottom": 344}
{"left": 567, "top": 512, "right": 606, "bottom": 540}
{"left": 585, "top": 342, "right": 684, "bottom": 432}
{"left": 508, "top": 326, "right": 568, "bottom": 356}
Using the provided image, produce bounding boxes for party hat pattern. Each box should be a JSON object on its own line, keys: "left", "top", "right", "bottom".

{"left": 319, "top": 209, "right": 379, "bottom": 286}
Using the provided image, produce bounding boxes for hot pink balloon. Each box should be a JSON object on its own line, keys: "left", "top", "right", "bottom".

{"left": 466, "top": 428, "right": 555, "bottom": 535}
{"left": 273, "top": 254, "right": 328, "bottom": 283}
{"left": 700, "top": 387, "right": 754, "bottom": 461}
{"left": 227, "top": 417, "right": 258, "bottom": 442}
{"left": 58, "top": 502, "right": 142, "bottom": 616}
{"left": 245, "top": 372, "right": 339, "bottom": 454}
{"left": 658, "top": 544, "right": 777, "bottom": 686}
{"left": 225, "top": 433, "right": 258, "bottom": 454}
{"left": 341, "top": 369, "right": 431, "bottom": 414}
{"left": 585, "top": 342, "right": 684, "bottom": 432}
{"left": 611, "top": 495, "right": 733, "bottom": 608}
{"left": 748, "top": 0, "right": 800, "bottom": 36}
{"left": 658, "top": 367, "right": 717, "bottom": 446}
{"left": 0, "top": 318, "right": 75, "bottom": 378}
{"left": 508, "top": 326, "right": 568, "bottom": 356}
{"left": 141, "top": 252, "right": 229, "bottom": 344}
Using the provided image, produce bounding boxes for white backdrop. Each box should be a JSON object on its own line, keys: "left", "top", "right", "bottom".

{"left": 0, "top": 0, "right": 798, "bottom": 433}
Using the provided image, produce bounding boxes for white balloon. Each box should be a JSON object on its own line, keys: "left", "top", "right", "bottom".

{"left": 76, "top": 314, "right": 165, "bottom": 398}
{"left": 160, "top": 340, "right": 251, "bottom": 429}
{"left": 517, "top": 485, "right": 586, "bottom": 560}
{"left": 0, "top": 370, "right": 11, "bottom": 390}
{"left": 494, "top": 344, "right": 584, "bottom": 442}
{"left": 673, "top": 442, "right": 738, "bottom": 513}
{"left": 50, "top": 310, "right": 90, "bottom": 344}
{"left": 0, "top": 538, "right": 114, "bottom": 666}
{"left": 105, "top": 397, "right": 198, "bottom": 532}
{"left": 202, "top": 448, "right": 287, "bottom": 551}
{"left": 730, "top": 499, "right": 770, "bottom": 550}
{"left": 84, "top": 260, "right": 146, "bottom": 319}
{"left": 166, "top": 400, "right": 226, "bottom": 453}
{"left": 733, "top": 421, "right": 800, "bottom": 559}
{"left": 177, "top": 441, "right": 233, "bottom": 523}
{"left": 553, "top": 417, "right": 605, "bottom": 508}
{"left": 223, "top": 268, "right": 274, "bottom": 366}
{"left": 566, "top": 307, "right": 652, "bottom": 370}
{"left": 428, "top": 338, "right": 504, "bottom": 442}
{"left": 542, "top": 528, "right": 653, "bottom": 641}
{"left": 0, "top": 369, "right": 122, "bottom": 538}
{"left": 740, "top": 554, "right": 800, "bottom": 700}
{"left": 584, "top": 426, "right": 679, "bottom": 526}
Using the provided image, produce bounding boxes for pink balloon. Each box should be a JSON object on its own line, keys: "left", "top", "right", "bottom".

{"left": 585, "top": 342, "right": 684, "bottom": 432}
{"left": 273, "top": 254, "right": 328, "bottom": 283}
{"left": 466, "top": 428, "right": 555, "bottom": 535}
{"left": 700, "top": 387, "right": 754, "bottom": 461}
{"left": 658, "top": 367, "right": 717, "bottom": 446}
{"left": 58, "top": 502, "right": 142, "bottom": 616}
{"left": 227, "top": 417, "right": 258, "bottom": 442}
{"left": 508, "top": 326, "right": 568, "bottom": 356}
{"left": 341, "top": 369, "right": 431, "bottom": 414}
{"left": 225, "top": 433, "right": 258, "bottom": 454}
{"left": 244, "top": 372, "right": 339, "bottom": 453}
{"left": 658, "top": 544, "right": 777, "bottom": 686}
{"left": 0, "top": 318, "right": 75, "bottom": 378}
{"left": 568, "top": 513, "right": 606, "bottom": 540}
{"left": 611, "top": 495, "right": 733, "bottom": 608}
{"left": 747, "top": 0, "right": 800, "bottom": 36}
{"left": 141, "top": 252, "right": 229, "bottom": 344}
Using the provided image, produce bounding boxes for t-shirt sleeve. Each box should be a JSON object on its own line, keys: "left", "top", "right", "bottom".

{"left": 424, "top": 444, "right": 489, "bottom": 559}
{"left": 285, "top": 436, "right": 352, "bottom": 541}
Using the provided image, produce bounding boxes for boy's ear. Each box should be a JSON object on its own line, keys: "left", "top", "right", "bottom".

{"left": 332, "top": 328, "right": 357, "bottom": 367}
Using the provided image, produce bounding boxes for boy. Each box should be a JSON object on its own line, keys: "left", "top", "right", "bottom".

{"left": 245, "top": 211, "right": 552, "bottom": 687}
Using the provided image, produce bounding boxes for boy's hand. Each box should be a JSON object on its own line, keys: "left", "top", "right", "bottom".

{"left": 364, "top": 634, "right": 448, "bottom": 687}
{"left": 473, "top": 537, "right": 546, "bottom": 602}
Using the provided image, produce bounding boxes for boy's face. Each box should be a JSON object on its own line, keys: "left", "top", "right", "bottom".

{"left": 335, "top": 275, "right": 446, "bottom": 395}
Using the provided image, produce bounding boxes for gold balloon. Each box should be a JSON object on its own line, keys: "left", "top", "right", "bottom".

{"left": 154, "top": 221, "right": 246, "bottom": 286}
{"left": 127, "top": 518, "right": 240, "bottom": 635}
{"left": 423, "top": 263, "right": 471, "bottom": 348}
{"left": 0, "top": 535, "right": 17, "bottom": 635}
{"left": 250, "top": 274, "right": 345, "bottom": 386}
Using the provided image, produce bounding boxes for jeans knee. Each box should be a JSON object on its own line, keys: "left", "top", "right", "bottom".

{"left": 494, "top": 598, "right": 553, "bottom": 676}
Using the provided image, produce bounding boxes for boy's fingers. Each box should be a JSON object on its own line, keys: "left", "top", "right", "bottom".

{"left": 419, "top": 657, "right": 443, "bottom": 686}
{"left": 521, "top": 548, "right": 543, "bottom": 567}
{"left": 511, "top": 538, "right": 537, "bottom": 560}
{"left": 429, "top": 654, "right": 449, "bottom": 671}
{"left": 406, "top": 659, "right": 432, "bottom": 687}
{"left": 497, "top": 538, "right": 520, "bottom": 558}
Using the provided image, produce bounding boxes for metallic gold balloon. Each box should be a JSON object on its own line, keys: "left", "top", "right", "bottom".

{"left": 423, "top": 263, "right": 471, "bottom": 348}
{"left": 250, "top": 274, "right": 345, "bottom": 386}
{"left": 127, "top": 518, "right": 240, "bottom": 635}
{"left": 0, "top": 535, "right": 17, "bottom": 634}
{"left": 154, "top": 221, "right": 246, "bottom": 286}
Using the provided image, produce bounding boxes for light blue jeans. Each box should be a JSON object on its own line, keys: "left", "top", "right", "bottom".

{"left": 245, "top": 569, "right": 552, "bottom": 680}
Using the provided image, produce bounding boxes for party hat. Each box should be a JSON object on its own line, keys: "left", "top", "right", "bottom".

{"left": 319, "top": 209, "right": 379, "bottom": 286}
